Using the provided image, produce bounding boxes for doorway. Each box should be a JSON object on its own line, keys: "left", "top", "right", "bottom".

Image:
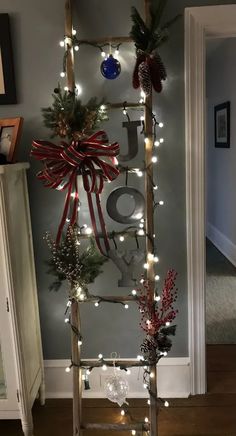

{"left": 205, "top": 37, "right": 236, "bottom": 393}
{"left": 185, "top": 5, "right": 236, "bottom": 395}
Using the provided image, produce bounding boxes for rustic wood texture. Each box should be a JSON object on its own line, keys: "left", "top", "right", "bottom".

{"left": 80, "top": 359, "right": 150, "bottom": 368}
{"left": 71, "top": 300, "right": 82, "bottom": 436}
{"left": 65, "top": 0, "right": 75, "bottom": 92}
{"left": 78, "top": 36, "right": 132, "bottom": 45}
{"left": 143, "top": 1, "right": 158, "bottom": 435}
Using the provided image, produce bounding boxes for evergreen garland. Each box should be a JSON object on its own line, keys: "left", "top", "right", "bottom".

{"left": 130, "top": 0, "right": 180, "bottom": 55}
{"left": 42, "top": 85, "right": 108, "bottom": 140}
{"left": 130, "top": 0, "right": 180, "bottom": 94}
{"left": 45, "top": 225, "right": 107, "bottom": 295}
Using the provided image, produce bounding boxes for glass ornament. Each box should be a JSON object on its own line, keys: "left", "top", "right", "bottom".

{"left": 104, "top": 374, "right": 129, "bottom": 406}
{"left": 101, "top": 54, "right": 121, "bottom": 80}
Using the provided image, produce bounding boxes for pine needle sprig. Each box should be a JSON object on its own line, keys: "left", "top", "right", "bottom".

{"left": 42, "top": 85, "right": 108, "bottom": 140}
{"left": 130, "top": 2, "right": 180, "bottom": 55}
{"left": 45, "top": 226, "right": 107, "bottom": 293}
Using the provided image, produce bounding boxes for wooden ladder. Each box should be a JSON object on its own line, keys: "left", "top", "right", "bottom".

{"left": 64, "top": 0, "right": 159, "bottom": 434}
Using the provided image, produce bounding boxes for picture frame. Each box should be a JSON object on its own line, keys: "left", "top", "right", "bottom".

{"left": 0, "top": 118, "right": 23, "bottom": 163}
{"left": 214, "top": 101, "right": 230, "bottom": 148}
{"left": 0, "top": 14, "right": 17, "bottom": 105}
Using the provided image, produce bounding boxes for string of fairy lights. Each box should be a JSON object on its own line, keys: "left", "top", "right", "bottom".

{"left": 57, "top": 28, "right": 170, "bottom": 433}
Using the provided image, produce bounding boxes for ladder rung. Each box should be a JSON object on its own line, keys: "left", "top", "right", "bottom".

{"left": 78, "top": 36, "right": 132, "bottom": 44}
{"left": 83, "top": 296, "right": 137, "bottom": 304}
{"left": 81, "top": 423, "right": 150, "bottom": 431}
{"left": 80, "top": 359, "right": 151, "bottom": 368}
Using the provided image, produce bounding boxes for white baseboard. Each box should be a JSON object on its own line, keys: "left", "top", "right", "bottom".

{"left": 44, "top": 357, "right": 190, "bottom": 399}
{"left": 207, "top": 222, "right": 236, "bottom": 267}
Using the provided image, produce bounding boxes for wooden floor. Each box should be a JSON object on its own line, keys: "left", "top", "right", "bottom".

{"left": 1, "top": 345, "right": 236, "bottom": 436}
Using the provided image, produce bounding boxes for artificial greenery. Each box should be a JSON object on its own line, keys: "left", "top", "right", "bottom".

{"left": 45, "top": 225, "right": 107, "bottom": 294}
{"left": 42, "top": 85, "right": 108, "bottom": 140}
{"left": 130, "top": 0, "right": 180, "bottom": 54}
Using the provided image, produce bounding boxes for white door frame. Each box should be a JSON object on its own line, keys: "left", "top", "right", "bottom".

{"left": 185, "top": 5, "right": 236, "bottom": 395}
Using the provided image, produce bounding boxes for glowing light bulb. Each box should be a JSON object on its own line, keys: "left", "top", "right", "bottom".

{"left": 123, "top": 109, "right": 127, "bottom": 115}
{"left": 143, "top": 383, "right": 148, "bottom": 389}
{"left": 140, "top": 278, "right": 144, "bottom": 284}
{"left": 74, "top": 45, "right": 79, "bottom": 51}
{"left": 164, "top": 401, "right": 169, "bottom": 407}
{"left": 159, "top": 122, "right": 164, "bottom": 128}
{"left": 147, "top": 253, "right": 154, "bottom": 261}
{"left": 121, "top": 410, "right": 125, "bottom": 416}
{"left": 139, "top": 223, "right": 144, "bottom": 228}
{"left": 166, "top": 321, "right": 170, "bottom": 326}
{"left": 154, "top": 140, "right": 160, "bottom": 147}
{"left": 64, "top": 86, "right": 69, "bottom": 92}
{"left": 101, "top": 51, "right": 106, "bottom": 57}
{"left": 160, "top": 138, "right": 164, "bottom": 143}
{"left": 132, "top": 289, "right": 137, "bottom": 296}
{"left": 98, "top": 354, "right": 103, "bottom": 359}
{"left": 132, "top": 431, "right": 136, "bottom": 435}
{"left": 144, "top": 137, "right": 149, "bottom": 144}
{"left": 152, "top": 156, "right": 158, "bottom": 163}
{"left": 163, "top": 351, "right": 168, "bottom": 356}
{"left": 136, "top": 213, "right": 143, "bottom": 220}
{"left": 64, "top": 318, "right": 70, "bottom": 324}
{"left": 138, "top": 229, "right": 145, "bottom": 236}
{"left": 155, "top": 296, "right": 161, "bottom": 302}
{"left": 85, "top": 227, "right": 92, "bottom": 235}
{"left": 78, "top": 339, "right": 82, "bottom": 346}
{"left": 67, "top": 300, "right": 72, "bottom": 307}
{"left": 137, "top": 355, "right": 144, "bottom": 361}
{"left": 59, "top": 40, "right": 65, "bottom": 47}
{"left": 124, "top": 304, "right": 129, "bottom": 309}
{"left": 102, "top": 364, "right": 107, "bottom": 371}
{"left": 100, "top": 104, "right": 106, "bottom": 111}
{"left": 150, "top": 372, "right": 155, "bottom": 378}
{"left": 137, "top": 170, "right": 143, "bottom": 177}
{"left": 60, "top": 71, "right": 66, "bottom": 78}
{"left": 76, "top": 83, "right": 82, "bottom": 96}
{"left": 65, "top": 366, "right": 71, "bottom": 373}
{"left": 86, "top": 369, "right": 91, "bottom": 375}
{"left": 143, "top": 263, "right": 149, "bottom": 270}
{"left": 140, "top": 115, "right": 145, "bottom": 121}
{"left": 140, "top": 90, "right": 146, "bottom": 99}
{"left": 155, "top": 275, "right": 160, "bottom": 281}
{"left": 79, "top": 294, "right": 85, "bottom": 301}
{"left": 154, "top": 256, "right": 159, "bottom": 262}
{"left": 95, "top": 302, "right": 99, "bottom": 307}
{"left": 145, "top": 417, "right": 149, "bottom": 423}
{"left": 119, "top": 235, "right": 125, "bottom": 242}
{"left": 159, "top": 200, "right": 164, "bottom": 206}
{"left": 147, "top": 399, "right": 150, "bottom": 405}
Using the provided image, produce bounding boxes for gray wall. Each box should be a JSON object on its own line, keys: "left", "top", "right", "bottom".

{"left": 0, "top": 0, "right": 235, "bottom": 360}
{"left": 206, "top": 38, "right": 236, "bottom": 245}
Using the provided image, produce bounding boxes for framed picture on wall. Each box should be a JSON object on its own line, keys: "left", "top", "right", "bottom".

{"left": 0, "top": 118, "right": 23, "bottom": 163}
{"left": 0, "top": 14, "right": 17, "bottom": 105}
{"left": 214, "top": 101, "right": 230, "bottom": 148}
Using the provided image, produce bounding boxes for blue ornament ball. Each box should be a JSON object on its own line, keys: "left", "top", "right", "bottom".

{"left": 101, "top": 54, "right": 121, "bottom": 80}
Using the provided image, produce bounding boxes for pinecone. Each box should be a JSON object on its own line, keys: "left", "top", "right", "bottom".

{"left": 132, "top": 54, "right": 146, "bottom": 89}
{"left": 148, "top": 54, "right": 167, "bottom": 94}
{"left": 155, "top": 54, "right": 167, "bottom": 81}
{"left": 138, "top": 61, "right": 152, "bottom": 96}
{"left": 56, "top": 115, "right": 69, "bottom": 137}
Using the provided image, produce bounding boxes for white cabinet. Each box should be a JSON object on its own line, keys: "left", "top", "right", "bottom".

{"left": 0, "top": 163, "right": 44, "bottom": 436}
